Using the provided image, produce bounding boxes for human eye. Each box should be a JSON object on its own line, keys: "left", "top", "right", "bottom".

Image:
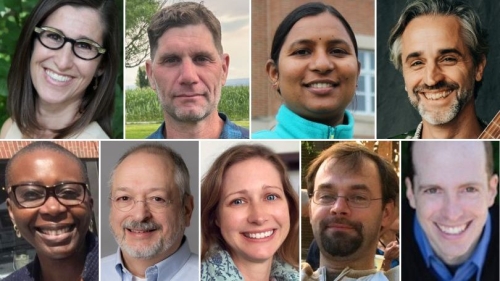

{"left": 409, "top": 60, "right": 423, "bottom": 68}
{"left": 193, "top": 55, "right": 213, "bottom": 64}
{"left": 57, "top": 185, "right": 83, "bottom": 199}
{"left": 230, "top": 198, "right": 245, "bottom": 206}
{"left": 423, "top": 187, "right": 440, "bottom": 194}
{"left": 330, "top": 48, "right": 348, "bottom": 56}
{"left": 160, "top": 55, "right": 180, "bottom": 65}
{"left": 349, "top": 193, "right": 369, "bottom": 204}
{"left": 75, "top": 41, "right": 93, "bottom": 51}
{"left": 16, "top": 186, "right": 45, "bottom": 202}
{"left": 115, "top": 195, "right": 131, "bottom": 202}
{"left": 464, "top": 186, "right": 479, "bottom": 193}
{"left": 265, "top": 194, "right": 279, "bottom": 201}
{"left": 44, "top": 30, "right": 63, "bottom": 42}
{"left": 291, "top": 48, "right": 311, "bottom": 56}
{"left": 316, "top": 191, "right": 336, "bottom": 203}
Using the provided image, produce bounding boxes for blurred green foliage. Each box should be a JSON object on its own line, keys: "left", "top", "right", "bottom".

{"left": 0, "top": 0, "right": 124, "bottom": 138}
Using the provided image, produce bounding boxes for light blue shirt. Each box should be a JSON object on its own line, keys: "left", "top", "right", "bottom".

{"left": 252, "top": 105, "right": 354, "bottom": 139}
{"left": 101, "top": 237, "right": 199, "bottom": 281}
{"left": 414, "top": 214, "right": 491, "bottom": 281}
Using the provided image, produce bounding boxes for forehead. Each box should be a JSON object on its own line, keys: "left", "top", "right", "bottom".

{"left": 412, "top": 142, "right": 487, "bottom": 184}
{"left": 221, "top": 158, "right": 283, "bottom": 193}
{"left": 112, "top": 152, "right": 174, "bottom": 192}
{"left": 401, "top": 15, "right": 467, "bottom": 56}
{"left": 156, "top": 24, "right": 218, "bottom": 54}
{"left": 282, "top": 12, "right": 354, "bottom": 49}
{"left": 42, "top": 5, "right": 104, "bottom": 43}
{"left": 314, "top": 157, "right": 381, "bottom": 194}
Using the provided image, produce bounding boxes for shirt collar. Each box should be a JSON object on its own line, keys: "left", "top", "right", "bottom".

{"left": 414, "top": 213, "right": 491, "bottom": 281}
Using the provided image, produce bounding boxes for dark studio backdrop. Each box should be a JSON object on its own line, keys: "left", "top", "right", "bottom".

{"left": 377, "top": 0, "right": 500, "bottom": 138}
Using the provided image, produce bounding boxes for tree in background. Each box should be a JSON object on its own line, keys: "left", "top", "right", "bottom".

{"left": 126, "top": 0, "right": 165, "bottom": 68}
{"left": 136, "top": 66, "right": 149, "bottom": 88}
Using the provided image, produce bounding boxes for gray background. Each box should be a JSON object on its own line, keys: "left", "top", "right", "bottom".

{"left": 99, "top": 141, "right": 200, "bottom": 258}
{"left": 377, "top": 0, "right": 500, "bottom": 138}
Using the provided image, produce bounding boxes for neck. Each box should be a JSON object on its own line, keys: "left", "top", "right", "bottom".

{"left": 34, "top": 99, "right": 81, "bottom": 138}
{"left": 163, "top": 111, "right": 223, "bottom": 138}
{"left": 38, "top": 243, "right": 87, "bottom": 281}
{"left": 232, "top": 256, "right": 273, "bottom": 281}
{"left": 421, "top": 101, "right": 481, "bottom": 139}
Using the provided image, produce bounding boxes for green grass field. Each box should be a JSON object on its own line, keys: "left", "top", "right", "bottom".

{"left": 125, "top": 121, "right": 249, "bottom": 139}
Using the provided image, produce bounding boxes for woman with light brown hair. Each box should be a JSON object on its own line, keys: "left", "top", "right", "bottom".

{"left": 200, "top": 144, "right": 299, "bottom": 280}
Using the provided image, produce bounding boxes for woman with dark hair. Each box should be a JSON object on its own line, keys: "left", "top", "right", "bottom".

{"left": 200, "top": 144, "right": 299, "bottom": 280}
{"left": 0, "top": 0, "right": 119, "bottom": 139}
{"left": 253, "top": 2, "right": 360, "bottom": 139}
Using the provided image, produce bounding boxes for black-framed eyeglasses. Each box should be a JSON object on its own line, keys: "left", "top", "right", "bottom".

{"left": 309, "top": 190, "right": 382, "bottom": 208}
{"left": 8, "top": 182, "right": 88, "bottom": 208}
{"left": 34, "top": 26, "right": 106, "bottom": 60}
{"left": 109, "top": 196, "right": 174, "bottom": 212}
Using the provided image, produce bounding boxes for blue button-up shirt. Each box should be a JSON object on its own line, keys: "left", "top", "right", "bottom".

{"left": 414, "top": 214, "right": 491, "bottom": 281}
{"left": 100, "top": 237, "right": 199, "bottom": 281}
{"left": 146, "top": 112, "right": 248, "bottom": 139}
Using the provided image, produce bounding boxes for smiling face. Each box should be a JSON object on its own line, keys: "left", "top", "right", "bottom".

{"left": 401, "top": 15, "right": 486, "bottom": 125}
{"left": 217, "top": 158, "right": 290, "bottom": 265}
{"left": 30, "top": 5, "right": 104, "bottom": 109}
{"left": 7, "top": 149, "right": 92, "bottom": 260}
{"left": 145, "top": 24, "right": 229, "bottom": 123}
{"left": 309, "top": 157, "right": 392, "bottom": 266}
{"left": 109, "top": 152, "right": 192, "bottom": 262}
{"left": 268, "top": 12, "right": 360, "bottom": 125}
{"left": 406, "top": 141, "right": 498, "bottom": 265}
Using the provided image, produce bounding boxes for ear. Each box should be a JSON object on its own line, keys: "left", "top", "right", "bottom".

{"left": 357, "top": 60, "right": 361, "bottom": 78}
{"left": 183, "top": 195, "right": 194, "bottom": 227}
{"left": 381, "top": 200, "right": 395, "bottom": 229}
{"left": 405, "top": 177, "right": 416, "bottom": 209}
{"left": 475, "top": 55, "right": 487, "bottom": 82}
{"left": 266, "top": 59, "right": 279, "bottom": 90}
{"left": 487, "top": 174, "right": 498, "bottom": 207}
{"left": 220, "top": 53, "right": 230, "bottom": 86}
{"left": 7, "top": 198, "right": 15, "bottom": 226}
{"left": 145, "top": 60, "right": 156, "bottom": 90}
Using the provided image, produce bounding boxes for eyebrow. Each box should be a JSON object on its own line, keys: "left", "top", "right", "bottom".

{"left": 316, "top": 183, "right": 371, "bottom": 192}
{"left": 289, "top": 38, "right": 352, "bottom": 48}
{"left": 113, "top": 186, "right": 167, "bottom": 193}
{"left": 223, "top": 185, "right": 284, "bottom": 200}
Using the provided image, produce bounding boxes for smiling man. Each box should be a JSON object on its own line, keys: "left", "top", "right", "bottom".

{"left": 404, "top": 141, "right": 499, "bottom": 281}
{"left": 302, "top": 142, "right": 399, "bottom": 280}
{"left": 144, "top": 2, "right": 248, "bottom": 139}
{"left": 100, "top": 143, "right": 197, "bottom": 280}
{"left": 388, "top": 0, "right": 489, "bottom": 139}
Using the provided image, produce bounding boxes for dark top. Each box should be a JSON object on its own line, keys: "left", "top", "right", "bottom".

{"left": 4, "top": 232, "right": 98, "bottom": 281}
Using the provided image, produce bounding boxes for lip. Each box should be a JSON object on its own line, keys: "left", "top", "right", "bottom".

{"left": 241, "top": 228, "right": 276, "bottom": 241}
{"left": 435, "top": 221, "right": 470, "bottom": 237}
{"left": 125, "top": 227, "right": 158, "bottom": 239}
{"left": 326, "top": 223, "right": 355, "bottom": 231}
{"left": 419, "top": 90, "right": 454, "bottom": 101}
{"left": 35, "top": 223, "right": 76, "bottom": 245}
{"left": 303, "top": 79, "right": 339, "bottom": 95}
{"left": 44, "top": 68, "right": 73, "bottom": 85}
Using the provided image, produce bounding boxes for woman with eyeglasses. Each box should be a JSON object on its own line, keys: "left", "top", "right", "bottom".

{"left": 0, "top": 0, "right": 119, "bottom": 139}
{"left": 4, "top": 141, "right": 97, "bottom": 281}
{"left": 200, "top": 144, "right": 299, "bottom": 281}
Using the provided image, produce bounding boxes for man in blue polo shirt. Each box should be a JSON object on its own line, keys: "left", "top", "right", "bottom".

{"left": 404, "top": 141, "right": 499, "bottom": 281}
{"left": 144, "top": 2, "right": 248, "bottom": 139}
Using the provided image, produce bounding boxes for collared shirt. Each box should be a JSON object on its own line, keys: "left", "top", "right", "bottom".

{"left": 252, "top": 105, "right": 355, "bottom": 139}
{"left": 4, "top": 232, "right": 98, "bottom": 281}
{"left": 414, "top": 214, "right": 491, "bottom": 281}
{"left": 301, "top": 264, "right": 399, "bottom": 281}
{"left": 390, "top": 118, "right": 488, "bottom": 139}
{"left": 146, "top": 112, "right": 248, "bottom": 139}
{"left": 101, "top": 236, "right": 199, "bottom": 281}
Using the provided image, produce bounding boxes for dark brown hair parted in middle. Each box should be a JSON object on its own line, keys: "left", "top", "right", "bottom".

{"left": 201, "top": 144, "right": 299, "bottom": 269}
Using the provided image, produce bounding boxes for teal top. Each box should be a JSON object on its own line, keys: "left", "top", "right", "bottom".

{"left": 201, "top": 248, "right": 298, "bottom": 281}
{"left": 252, "top": 105, "right": 354, "bottom": 139}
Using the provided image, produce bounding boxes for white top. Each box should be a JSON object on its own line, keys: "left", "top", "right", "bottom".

{"left": 2, "top": 119, "right": 110, "bottom": 139}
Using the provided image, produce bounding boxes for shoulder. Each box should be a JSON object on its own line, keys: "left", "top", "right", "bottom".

{"left": 219, "top": 112, "right": 249, "bottom": 139}
{"left": 252, "top": 129, "right": 280, "bottom": 139}
{"left": 3, "top": 260, "right": 36, "bottom": 281}
{"left": 146, "top": 122, "right": 165, "bottom": 139}
{"left": 0, "top": 117, "right": 14, "bottom": 138}
{"left": 74, "top": 121, "right": 110, "bottom": 139}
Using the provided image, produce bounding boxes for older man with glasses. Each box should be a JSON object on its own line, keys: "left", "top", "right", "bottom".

{"left": 100, "top": 143, "right": 197, "bottom": 281}
{"left": 302, "top": 142, "right": 400, "bottom": 281}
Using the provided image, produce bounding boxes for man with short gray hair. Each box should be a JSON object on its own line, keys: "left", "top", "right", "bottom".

{"left": 101, "top": 143, "right": 198, "bottom": 280}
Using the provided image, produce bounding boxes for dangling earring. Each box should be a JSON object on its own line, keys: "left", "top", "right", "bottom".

{"left": 13, "top": 224, "right": 21, "bottom": 238}
{"left": 93, "top": 76, "right": 98, "bottom": 90}
{"left": 89, "top": 219, "right": 94, "bottom": 233}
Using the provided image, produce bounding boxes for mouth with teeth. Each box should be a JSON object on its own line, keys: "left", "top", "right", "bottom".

{"left": 36, "top": 224, "right": 76, "bottom": 236}
{"left": 305, "top": 82, "right": 339, "bottom": 88}
{"left": 420, "top": 90, "right": 453, "bottom": 101}
{"left": 45, "top": 69, "right": 71, "bottom": 83}
{"left": 127, "top": 228, "right": 157, "bottom": 234}
{"left": 243, "top": 230, "right": 275, "bottom": 239}
{"left": 436, "top": 222, "right": 469, "bottom": 235}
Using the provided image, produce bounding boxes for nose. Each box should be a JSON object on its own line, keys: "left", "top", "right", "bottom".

{"left": 179, "top": 59, "right": 199, "bottom": 85}
{"left": 310, "top": 50, "right": 334, "bottom": 73}
{"left": 53, "top": 42, "right": 75, "bottom": 70}
{"left": 441, "top": 193, "right": 463, "bottom": 221}
{"left": 247, "top": 202, "right": 268, "bottom": 225}
{"left": 329, "top": 196, "right": 351, "bottom": 216}
{"left": 423, "top": 61, "right": 444, "bottom": 86}
{"left": 131, "top": 200, "right": 153, "bottom": 221}
{"left": 39, "top": 196, "right": 67, "bottom": 217}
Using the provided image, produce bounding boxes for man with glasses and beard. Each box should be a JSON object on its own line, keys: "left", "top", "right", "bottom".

{"left": 387, "top": 0, "right": 489, "bottom": 139}
{"left": 302, "top": 142, "right": 399, "bottom": 280}
{"left": 100, "top": 143, "right": 197, "bottom": 280}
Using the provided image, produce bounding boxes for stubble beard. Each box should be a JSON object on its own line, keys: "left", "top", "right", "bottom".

{"left": 317, "top": 218, "right": 364, "bottom": 257}
{"left": 409, "top": 81, "right": 474, "bottom": 125}
{"left": 111, "top": 214, "right": 185, "bottom": 260}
